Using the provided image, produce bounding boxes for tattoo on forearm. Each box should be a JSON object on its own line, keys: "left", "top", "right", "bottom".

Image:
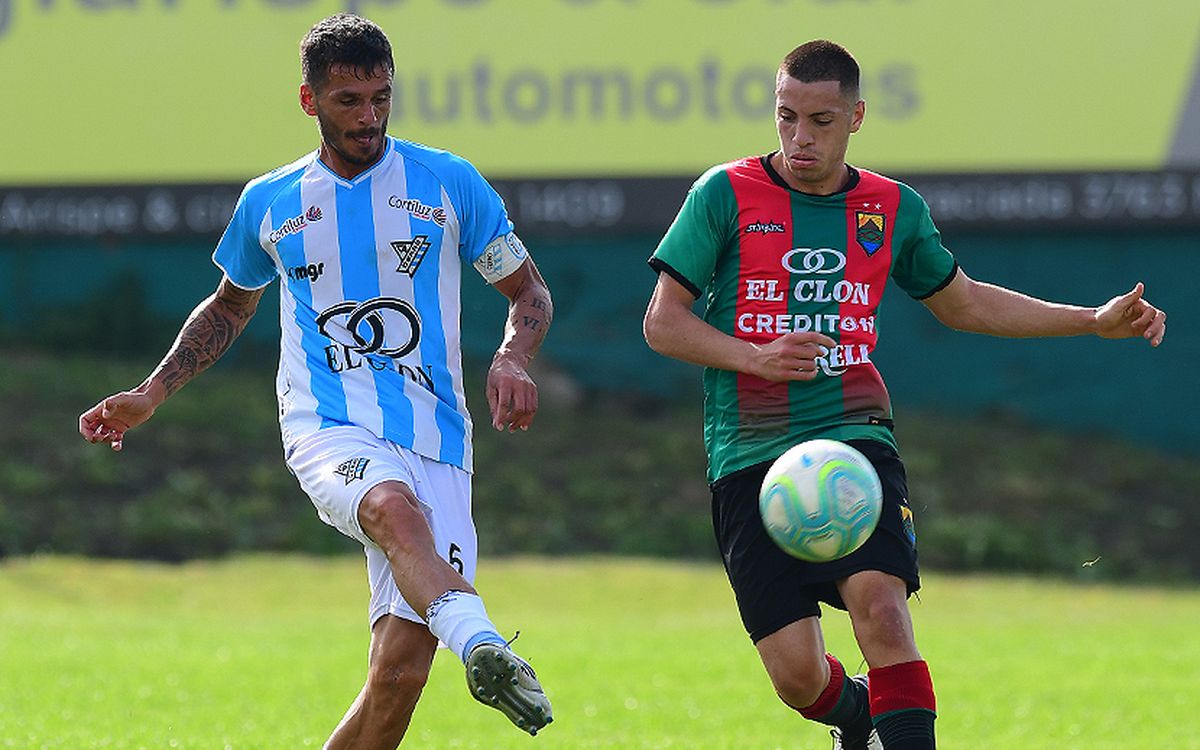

{"left": 157, "top": 284, "right": 260, "bottom": 397}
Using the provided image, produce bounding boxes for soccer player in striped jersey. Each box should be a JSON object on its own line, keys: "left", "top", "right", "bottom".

{"left": 643, "top": 40, "right": 1166, "bottom": 750}
{"left": 79, "top": 14, "right": 553, "bottom": 747}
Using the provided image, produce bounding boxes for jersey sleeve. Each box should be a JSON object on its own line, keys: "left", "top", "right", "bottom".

{"left": 443, "top": 155, "right": 515, "bottom": 266}
{"left": 890, "top": 184, "right": 958, "bottom": 300}
{"left": 212, "top": 183, "right": 277, "bottom": 290}
{"left": 649, "top": 165, "right": 738, "bottom": 298}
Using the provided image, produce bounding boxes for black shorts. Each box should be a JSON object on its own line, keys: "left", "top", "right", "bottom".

{"left": 711, "top": 439, "right": 920, "bottom": 643}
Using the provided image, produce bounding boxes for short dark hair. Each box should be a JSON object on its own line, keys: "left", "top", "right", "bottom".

{"left": 780, "top": 40, "right": 860, "bottom": 100}
{"left": 301, "top": 14, "right": 394, "bottom": 90}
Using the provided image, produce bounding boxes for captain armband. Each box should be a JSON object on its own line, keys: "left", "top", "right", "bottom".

{"left": 473, "top": 231, "right": 529, "bottom": 284}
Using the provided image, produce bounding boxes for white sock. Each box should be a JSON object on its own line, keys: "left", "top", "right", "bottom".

{"left": 425, "top": 590, "right": 505, "bottom": 664}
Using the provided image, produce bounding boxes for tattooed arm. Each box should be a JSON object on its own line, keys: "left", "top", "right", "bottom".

{"left": 79, "top": 276, "right": 264, "bottom": 451}
{"left": 486, "top": 258, "right": 553, "bottom": 432}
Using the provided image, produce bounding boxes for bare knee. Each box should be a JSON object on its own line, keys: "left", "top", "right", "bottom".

{"left": 852, "top": 596, "right": 912, "bottom": 646}
{"left": 762, "top": 650, "right": 830, "bottom": 710}
{"left": 772, "top": 668, "right": 830, "bottom": 710}
{"left": 358, "top": 484, "right": 427, "bottom": 553}
{"left": 365, "top": 659, "right": 431, "bottom": 704}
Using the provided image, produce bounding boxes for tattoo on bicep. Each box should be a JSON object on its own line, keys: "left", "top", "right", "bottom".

{"left": 522, "top": 316, "right": 542, "bottom": 331}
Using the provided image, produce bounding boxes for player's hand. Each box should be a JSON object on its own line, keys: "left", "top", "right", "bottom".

{"left": 486, "top": 353, "right": 538, "bottom": 432}
{"left": 78, "top": 390, "right": 159, "bottom": 451}
{"left": 750, "top": 331, "right": 838, "bottom": 381}
{"left": 1094, "top": 282, "right": 1166, "bottom": 347}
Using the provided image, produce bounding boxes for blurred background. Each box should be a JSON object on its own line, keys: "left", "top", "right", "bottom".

{"left": 1, "top": 0, "right": 1197, "bottom": 581}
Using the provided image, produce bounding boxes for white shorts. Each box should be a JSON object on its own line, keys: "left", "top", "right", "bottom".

{"left": 285, "top": 425, "right": 477, "bottom": 626}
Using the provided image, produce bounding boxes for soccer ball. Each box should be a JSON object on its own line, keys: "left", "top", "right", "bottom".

{"left": 758, "top": 440, "right": 883, "bottom": 563}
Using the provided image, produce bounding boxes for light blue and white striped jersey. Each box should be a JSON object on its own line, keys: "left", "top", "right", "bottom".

{"left": 213, "top": 136, "right": 522, "bottom": 472}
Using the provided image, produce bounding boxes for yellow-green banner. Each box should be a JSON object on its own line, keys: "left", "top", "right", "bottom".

{"left": 2, "top": 0, "right": 1198, "bottom": 183}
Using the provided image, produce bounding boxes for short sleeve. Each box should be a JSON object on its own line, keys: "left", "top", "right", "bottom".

{"left": 444, "top": 155, "right": 514, "bottom": 266}
{"left": 212, "top": 185, "right": 277, "bottom": 289}
{"left": 890, "top": 185, "right": 958, "bottom": 300}
{"left": 649, "top": 166, "right": 738, "bottom": 298}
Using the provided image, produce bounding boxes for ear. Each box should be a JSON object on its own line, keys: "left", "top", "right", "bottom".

{"left": 849, "top": 99, "right": 865, "bottom": 133}
{"left": 299, "top": 83, "right": 317, "bottom": 117}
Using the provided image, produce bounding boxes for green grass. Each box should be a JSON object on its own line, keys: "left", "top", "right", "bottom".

{"left": 1, "top": 557, "right": 1198, "bottom": 749}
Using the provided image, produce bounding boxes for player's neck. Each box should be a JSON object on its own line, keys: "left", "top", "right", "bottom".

{"left": 768, "top": 153, "right": 852, "bottom": 196}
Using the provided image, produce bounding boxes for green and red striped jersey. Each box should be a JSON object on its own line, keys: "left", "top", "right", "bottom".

{"left": 651, "top": 155, "right": 957, "bottom": 482}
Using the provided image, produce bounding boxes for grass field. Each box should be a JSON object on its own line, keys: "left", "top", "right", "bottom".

{"left": 1, "top": 556, "right": 1198, "bottom": 749}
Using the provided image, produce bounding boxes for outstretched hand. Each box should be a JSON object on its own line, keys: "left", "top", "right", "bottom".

{"left": 1094, "top": 282, "right": 1166, "bottom": 347}
{"left": 78, "top": 390, "right": 159, "bottom": 451}
{"left": 486, "top": 354, "right": 538, "bottom": 432}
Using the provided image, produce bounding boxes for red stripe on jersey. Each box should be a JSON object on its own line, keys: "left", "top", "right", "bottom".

{"left": 727, "top": 159, "right": 793, "bottom": 424}
{"left": 839, "top": 170, "right": 900, "bottom": 418}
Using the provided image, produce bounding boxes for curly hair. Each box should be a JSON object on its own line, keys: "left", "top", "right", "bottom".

{"left": 780, "top": 40, "right": 860, "bottom": 100}
{"left": 300, "top": 14, "right": 394, "bottom": 90}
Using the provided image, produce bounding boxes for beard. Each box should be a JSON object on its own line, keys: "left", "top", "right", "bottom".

{"left": 316, "top": 108, "right": 389, "bottom": 167}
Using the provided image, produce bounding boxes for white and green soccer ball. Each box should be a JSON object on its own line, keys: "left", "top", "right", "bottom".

{"left": 758, "top": 439, "right": 883, "bottom": 563}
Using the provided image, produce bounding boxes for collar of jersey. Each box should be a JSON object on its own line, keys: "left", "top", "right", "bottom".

{"left": 313, "top": 137, "right": 395, "bottom": 187}
{"left": 760, "top": 153, "right": 860, "bottom": 198}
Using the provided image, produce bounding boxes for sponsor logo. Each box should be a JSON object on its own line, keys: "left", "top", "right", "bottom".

{"left": 323, "top": 346, "right": 436, "bottom": 391}
{"left": 268, "top": 205, "right": 323, "bottom": 244}
{"left": 286, "top": 261, "right": 325, "bottom": 282}
{"left": 780, "top": 247, "right": 845, "bottom": 275}
{"left": 388, "top": 196, "right": 447, "bottom": 226}
{"left": 737, "top": 312, "right": 876, "bottom": 335}
{"left": 391, "top": 236, "right": 432, "bottom": 277}
{"left": 744, "top": 220, "right": 786, "bottom": 234}
{"left": 316, "top": 296, "right": 422, "bottom": 359}
{"left": 334, "top": 457, "right": 370, "bottom": 485}
{"left": 855, "top": 211, "right": 885, "bottom": 255}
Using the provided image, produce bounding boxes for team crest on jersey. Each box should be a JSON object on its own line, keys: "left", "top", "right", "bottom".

{"left": 390, "top": 236, "right": 432, "bottom": 277}
{"left": 855, "top": 212, "right": 886, "bottom": 256}
{"left": 333, "top": 457, "right": 370, "bottom": 485}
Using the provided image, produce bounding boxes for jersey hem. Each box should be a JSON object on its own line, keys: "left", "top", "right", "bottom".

{"left": 913, "top": 260, "right": 960, "bottom": 300}
{"left": 648, "top": 257, "right": 703, "bottom": 298}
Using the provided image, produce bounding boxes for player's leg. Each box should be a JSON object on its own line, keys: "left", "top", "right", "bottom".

{"left": 288, "top": 426, "right": 551, "bottom": 737}
{"left": 359, "top": 475, "right": 553, "bottom": 735}
{"left": 325, "top": 614, "right": 438, "bottom": 750}
{"left": 357, "top": 478, "right": 476, "bottom": 617}
{"left": 755, "top": 619, "right": 875, "bottom": 746}
{"left": 833, "top": 439, "right": 936, "bottom": 750}
{"left": 712, "top": 464, "right": 873, "bottom": 745}
{"left": 838, "top": 570, "right": 935, "bottom": 750}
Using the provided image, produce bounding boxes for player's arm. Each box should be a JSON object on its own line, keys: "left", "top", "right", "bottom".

{"left": 78, "top": 276, "right": 265, "bottom": 450}
{"left": 643, "top": 271, "right": 835, "bottom": 381}
{"left": 487, "top": 258, "right": 553, "bottom": 433}
{"left": 922, "top": 268, "right": 1166, "bottom": 346}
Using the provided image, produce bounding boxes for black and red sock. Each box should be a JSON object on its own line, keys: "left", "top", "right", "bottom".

{"left": 800, "top": 654, "right": 872, "bottom": 737}
{"left": 869, "top": 659, "right": 937, "bottom": 749}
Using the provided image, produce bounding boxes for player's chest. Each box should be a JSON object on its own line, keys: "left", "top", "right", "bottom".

{"left": 271, "top": 188, "right": 456, "bottom": 285}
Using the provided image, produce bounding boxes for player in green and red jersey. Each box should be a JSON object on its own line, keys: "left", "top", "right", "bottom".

{"left": 644, "top": 40, "right": 1166, "bottom": 750}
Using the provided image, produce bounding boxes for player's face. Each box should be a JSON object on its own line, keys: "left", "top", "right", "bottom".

{"left": 772, "top": 75, "right": 864, "bottom": 195}
{"left": 301, "top": 64, "right": 393, "bottom": 180}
